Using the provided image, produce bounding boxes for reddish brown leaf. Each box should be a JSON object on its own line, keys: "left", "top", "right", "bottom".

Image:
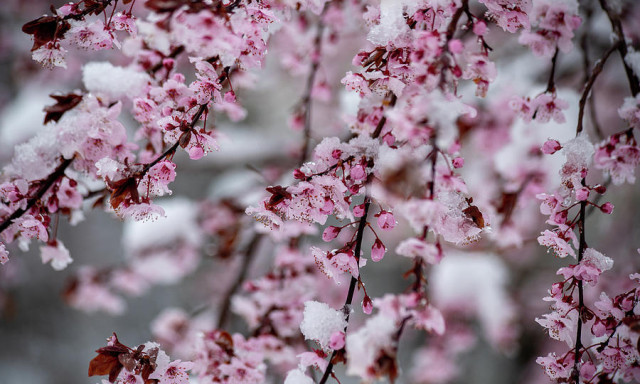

{"left": 22, "top": 16, "right": 69, "bottom": 51}
{"left": 88, "top": 353, "right": 121, "bottom": 378}
{"left": 265, "top": 185, "right": 291, "bottom": 209}
{"left": 44, "top": 93, "right": 83, "bottom": 124}
{"left": 463, "top": 205, "right": 485, "bottom": 228}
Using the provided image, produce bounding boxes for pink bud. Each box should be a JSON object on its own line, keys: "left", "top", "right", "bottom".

{"left": 353, "top": 204, "right": 365, "bottom": 217}
{"left": 448, "top": 39, "right": 464, "bottom": 54}
{"left": 371, "top": 239, "right": 386, "bottom": 262}
{"left": 473, "top": 21, "right": 487, "bottom": 36}
{"left": 362, "top": 295, "right": 373, "bottom": 314}
{"left": 329, "top": 331, "right": 345, "bottom": 350}
{"left": 383, "top": 133, "right": 395, "bottom": 146}
{"left": 575, "top": 187, "right": 589, "bottom": 201}
{"left": 322, "top": 226, "right": 341, "bottom": 242}
{"left": 541, "top": 139, "right": 562, "bottom": 154}
{"left": 452, "top": 157, "right": 464, "bottom": 168}
{"left": 377, "top": 211, "right": 396, "bottom": 231}
{"left": 188, "top": 146, "right": 204, "bottom": 160}
{"left": 600, "top": 202, "right": 613, "bottom": 214}
{"left": 594, "top": 184, "right": 607, "bottom": 194}
{"left": 331, "top": 149, "right": 342, "bottom": 159}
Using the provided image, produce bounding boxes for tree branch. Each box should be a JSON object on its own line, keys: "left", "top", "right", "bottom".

{"left": 598, "top": 0, "right": 640, "bottom": 96}
{"left": 216, "top": 232, "right": 263, "bottom": 329}
{"left": 299, "top": 3, "right": 330, "bottom": 167}
{"left": 0, "top": 157, "right": 73, "bottom": 235}
{"left": 318, "top": 197, "right": 371, "bottom": 384}
{"left": 577, "top": 41, "right": 620, "bottom": 135}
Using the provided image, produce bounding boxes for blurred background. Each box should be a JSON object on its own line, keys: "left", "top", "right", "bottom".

{"left": 1, "top": 1, "right": 640, "bottom": 384}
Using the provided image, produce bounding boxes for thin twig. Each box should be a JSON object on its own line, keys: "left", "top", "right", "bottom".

{"left": 577, "top": 42, "right": 620, "bottom": 135}
{"left": 216, "top": 232, "right": 263, "bottom": 329}
{"left": 598, "top": 0, "right": 640, "bottom": 96}
{"left": 0, "top": 158, "right": 73, "bottom": 235}
{"left": 299, "top": 3, "right": 330, "bottom": 167}
{"left": 318, "top": 197, "right": 371, "bottom": 384}
{"left": 371, "top": 92, "right": 397, "bottom": 139}
{"left": 546, "top": 48, "right": 559, "bottom": 93}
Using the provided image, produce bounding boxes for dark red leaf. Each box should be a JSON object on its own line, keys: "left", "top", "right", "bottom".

{"left": 88, "top": 353, "right": 121, "bottom": 378}
{"left": 463, "top": 205, "right": 485, "bottom": 228}
{"left": 44, "top": 93, "right": 83, "bottom": 124}
{"left": 265, "top": 185, "right": 291, "bottom": 209}
{"left": 22, "top": 16, "right": 69, "bottom": 51}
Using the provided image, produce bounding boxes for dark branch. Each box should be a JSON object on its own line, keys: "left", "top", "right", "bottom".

{"left": 216, "top": 233, "right": 263, "bottom": 329}
{"left": 598, "top": 0, "right": 640, "bottom": 96}
{"left": 318, "top": 197, "right": 371, "bottom": 384}
{"left": 0, "top": 157, "right": 73, "bottom": 235}
{"left": 299, "top": 3, "right": 330, "bottom": 167}
{"left": 576, "top": 41, "right": 620, "bottom": 135}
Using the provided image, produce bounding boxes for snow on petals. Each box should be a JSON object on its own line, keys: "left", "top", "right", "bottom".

{"left": 40, "top": 240, "right": 73, "bottom": 271}
{"left": 300, "top": 300, "right": 347, "bottom": 351}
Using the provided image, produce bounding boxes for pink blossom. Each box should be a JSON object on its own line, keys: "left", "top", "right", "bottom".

{"left": 40, "top": 241, "right": 73, "bottom": 271}
{"left": 31, "top": 41, "right": 67, "bottom": 69}
{"left": 411, "top": 305, "right": 445, "bottom": 335}
{"left": 297, "top": 351, "right": 328, "bottom": 371}
{"left": 329, "top": 331, "right": 346, "bottom": 350}
{"left": 149, "top": 359, "right": 194, "bottom": 384}
{"left": 535, "top": 311, "right": 576, "bottom": 346}
{"left": 111, "top": 13, "right": 137, "bottom": 37}
{"left": 68, "top": 20, "right": 115, "bottom": 50}
{"left": 395, "top": 238, "right": 442, "bottom": 264}
{"left": 538, "top": 229, "right": 575, "bottom": 258}
{"left": 139, "top": 161, "right": 177, "bottom": 197}
{"left": 618, "top": 95, "right": 640, "bottom": 129}
{"left": 536, "top": 353, "right": 572, "bottom": 380}
{"left": 532, "top": 93, "right": 569, "bottom": 124}
{"left": 55, "top": 178, "right": 83, "bottom": 210}
{"left": 377, "top": 211, "right": 396, "bottom": 230}
{"left": 0, "top": 243, "right": 8, "bottom": 265}
{"left": 594, "top": 134, "right": 640, "bottom": 185}
{"left": 15, "top": 216, "right": 49, "bottom": 242}
{"left": 116, "top": 202, "right": 166, "bottom": 222}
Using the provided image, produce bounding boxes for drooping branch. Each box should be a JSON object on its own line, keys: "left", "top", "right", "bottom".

{"left": 568, "top": 36, "right": 621, "bottom": 384}
{"left": 299, "top": 3, "right": 330, "bottom": 167}
{"left": 598, "top": 0, "right": 640, "bottom": 97}
{"left": 216, "top": 232, "right": 263, "bottom": 329}
{"left": 576, "top": 41, "right": 620, "bottom": 135}
{"left": 0, "top": 157, "right": 73, "bottom": 235}
{"left": 318, "top": 197, "right": 371, "bottom": 384}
